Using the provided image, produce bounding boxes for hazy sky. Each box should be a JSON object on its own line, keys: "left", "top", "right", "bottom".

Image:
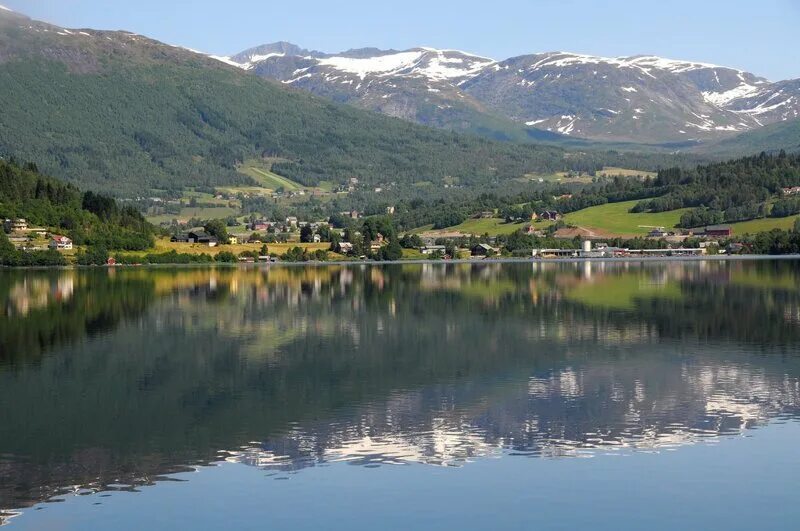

{"left": 5, "top": 0, "right": 800, "bottom": 80}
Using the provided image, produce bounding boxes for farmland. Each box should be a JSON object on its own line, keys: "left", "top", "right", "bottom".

{"left": 563, "top": 200, "right": 689, "bottom": 237}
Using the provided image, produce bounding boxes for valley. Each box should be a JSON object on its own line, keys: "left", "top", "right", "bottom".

{"left": 1, "top": 4, "right": 800, "bottom": 266}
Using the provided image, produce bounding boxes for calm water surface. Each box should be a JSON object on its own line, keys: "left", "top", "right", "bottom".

{"left": 1, "top": 260, "right": 799, "bottom": 529}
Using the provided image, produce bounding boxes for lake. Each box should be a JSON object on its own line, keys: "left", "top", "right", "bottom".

{"left": 1, "top": 260, "right": 799, "bottom": 530}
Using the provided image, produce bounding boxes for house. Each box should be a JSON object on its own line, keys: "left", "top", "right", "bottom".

{"left": 106, "top": 257, "right": 117, "bottom": 266}
{"left": 49, "top": 235, "right": 73, "bottom": 250}
{"left": 471, "top": 243, "right": 496, "bottom": 256}
{"left": 349, "top": 210, "right": 361, "bottom": 220}
{"left": 421, "top": 245, "right": 446, "bottom": 255}
{"left": 782, "top": 186, "right": 800, "bottom": 196}
{"left": 313, "top": 233, "right": 322, "bottom": 243}
{"left": 647, "top": 228, "right": 669, "bottom": 238}
{"left": 386, "top": 206, "right": 396, "bottom": 215}
{"left": 539, "top": 211, "right": 561, "bottom": 221}
{"left": 228, "top": 236, "right": 239, "bottom": 245}
{"left": 3, "top": 218, "right": 27, "bottom": 232}
{"left": 336, "top": 242, "right": 354, "bottom": 254}
{"left": 251, "top": 220, "right": 270, "bottom": 231}
{"left": 703, "top": 225, "right": 733, "bottom": 238}
{"left": 526, "top": 226, "right": 545, "bottom": 236}
{"left": 171, "top": 233, "right": 190, "bottom": 243}
{"left": 285, "top": 217, "right": 299, "bottom": 227}
{"left": 187, "top": 230, "right": 219, "bottom": 246}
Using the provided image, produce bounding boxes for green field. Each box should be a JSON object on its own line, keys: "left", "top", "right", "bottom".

{"left": 147, "top": 206, "right": 238, "bottom": 225}
{"left": 237, "top": 159, "right": 303, "bottom": 191}
{"left": 564, "top": 200, "right": 689, "bottom": 236}
{"left": 451, "top": 218, "right": 528, "bottom": 235}
{"left": 597, "top": 167, "right": 657, "bottom": 178}
{"left": 425, "top": 218, "right": 549, "bottom": 236}
{"left": 727, "top": 215, "right": 800, "bottom": 235}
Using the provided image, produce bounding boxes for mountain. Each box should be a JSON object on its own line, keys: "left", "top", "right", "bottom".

{"left": 0, "top": 7, "right": 621, "bottom": 197}
{"left": 222, "top": 44, "right": 800, "bottom": 145}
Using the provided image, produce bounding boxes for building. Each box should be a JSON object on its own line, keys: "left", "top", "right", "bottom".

{"left": 184, "top": 230, "right": 219, "bottom": 246}
{"left": 526, "top": 226, "right": 545, "bottom": 236}
{"left": 703, "top": 225, "right": 733, "bottom": 238}
{"left": 335, "top": 242, "right": 354, "bottom": 254}
{"left": 647, "top": 228, "right": 669, "bottom": 238}
{"left": 471, "top": 243, "right": 496, "bottom": 256}
{"left": 313, "top": 233, "right": 322, "bottom": 243}
{"left": 49, "top": 235, "right": 73, "bottom": 250}
{"left": 3, "top": 218, "right": 27, "bottom": 232}
{"left": 532, "top": 248, "right": 579, "bottom": 258}
{"left": 386, "top": 206, "right": 396, "bottom": 215}
{"left": 421, "top": 245, "right": 446, "bottom": 255}
{"left": 228, "top": 236, "right": 239, "bottom": 245}
{"left": 285, "top": 217, "right": 299, "bottom": 228}
{"left": 539, "top": 211, "right": 561, "bottom": 221}
{"left": 782, "top": 186, "right": 800, "bottom": 196}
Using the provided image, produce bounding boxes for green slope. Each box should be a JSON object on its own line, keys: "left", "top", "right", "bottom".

{"left": 696, "top": 118, "right": 800, "bottom": 156}
{"left": 0, "top": 10, "right": 587, "bottom": 197}
{"left": 564, "top": 200, "right": 689, "bottom": 236}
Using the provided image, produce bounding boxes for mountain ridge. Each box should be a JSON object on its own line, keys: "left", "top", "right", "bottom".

{"left": 218, "top": 42, "right": 800, "bottom": 145}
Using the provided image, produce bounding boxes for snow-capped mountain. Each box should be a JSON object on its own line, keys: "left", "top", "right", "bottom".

{"left": 218, "top": 45, "right": 800, "bottom": 144}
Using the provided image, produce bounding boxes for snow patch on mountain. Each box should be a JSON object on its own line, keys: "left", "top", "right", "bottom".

{"left": 412, "top": 50, "right": 495, "bottom": 81}
{"left": 703, "top": 83, "right": 763, "bottom": 106}
{"left": 210, "top": 55, "right": 244, "bottom": 68}
{"left": 0, "top": 4, "right": 11, "bottom": 12}
{"left": 317, "top": 51, "right": 424, "bottom": 80}
{"left": 529, "top": 52, "right": 725, "bottom": 76}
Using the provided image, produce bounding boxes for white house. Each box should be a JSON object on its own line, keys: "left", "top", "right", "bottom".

{"left": 49, "top": 235, "right": 73, "bottom": 250}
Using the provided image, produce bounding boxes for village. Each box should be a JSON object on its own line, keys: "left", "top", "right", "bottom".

{"left": 3, "top": 202, "right": 744, "bottom": 265}
{"left": 3, "top": 218, "right": 74, "bottom": 252}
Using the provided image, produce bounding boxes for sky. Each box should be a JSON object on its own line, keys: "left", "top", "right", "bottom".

{"left": 4, "top": 0, "right": 800, "bottom": 80}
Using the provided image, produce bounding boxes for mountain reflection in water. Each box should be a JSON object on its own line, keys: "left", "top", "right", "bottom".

{"left": 1, "top": 260, "right": 800, "bottom": 523}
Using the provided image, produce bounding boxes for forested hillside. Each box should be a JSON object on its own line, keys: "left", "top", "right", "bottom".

{"left": 633, "top": 152, "right": 800, "bottom": 227}
{"left": 0, "top": 9, "right": 692, "bottom": 197}
{"left": 0, "top": 158, "right": 154, "bottom": 264}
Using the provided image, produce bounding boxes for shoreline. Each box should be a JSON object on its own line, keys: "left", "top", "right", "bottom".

{"left": 2, "top": 254, "right": 800, "bottom": 271}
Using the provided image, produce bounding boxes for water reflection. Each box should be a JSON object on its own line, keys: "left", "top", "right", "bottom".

{"left": 1, "top": 260, "right": 800, "bottom": 523}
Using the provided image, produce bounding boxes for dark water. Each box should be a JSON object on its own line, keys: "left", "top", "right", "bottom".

{"left": 1, "top": 260, "right": 799, "bottom": 530}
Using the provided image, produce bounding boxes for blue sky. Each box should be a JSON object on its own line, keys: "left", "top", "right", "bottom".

{"left": 5, "top": 0, "right": 800, "bottom": 80}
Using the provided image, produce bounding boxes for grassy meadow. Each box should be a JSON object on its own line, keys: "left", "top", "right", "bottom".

{"left": 563, "top": 200, "right": 689, "bottom": 236}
